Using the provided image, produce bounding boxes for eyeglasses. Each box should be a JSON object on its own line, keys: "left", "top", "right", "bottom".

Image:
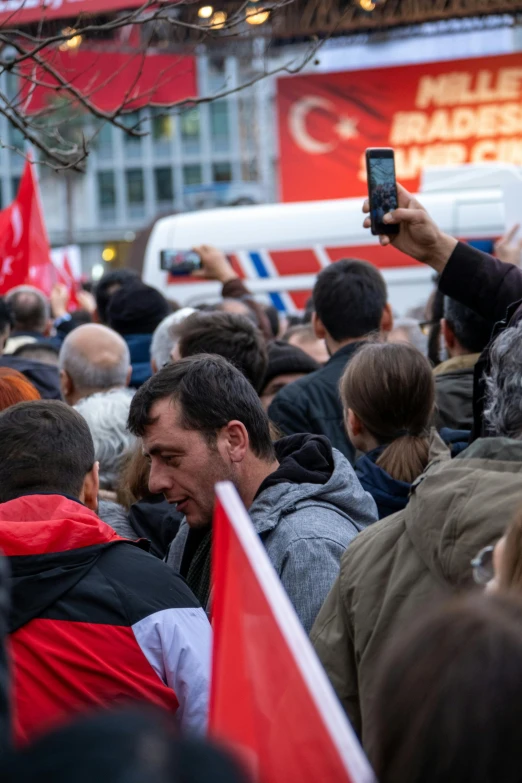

{"left": 471, "top": 545, "right": 495, "bottom": 586}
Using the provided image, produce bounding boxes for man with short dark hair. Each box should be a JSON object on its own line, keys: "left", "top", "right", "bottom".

{"left": 95, "top": 269, "right": 139, "bottom": 325}
{"left": 0, "top": 400, "right": 211, "bottom": 744}
{"left": 176, "top": 311, "right": 268, "bottom": 393}
{"left": 129, "top": 356, "right": 377, "bottom": 632}
{"left": 4, "top": 286, "right": 50, "bottom": 354}
{"left": 434, "top": 297, "right": 493, "bottom": 431}
{"left": 269, "top": 260, "right": 393, "bottom": 462}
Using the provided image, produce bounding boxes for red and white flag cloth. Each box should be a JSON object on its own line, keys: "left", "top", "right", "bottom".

{"left": 0, "top": 160, "right": 54, "bottom": 296}
{"left": 209, "top": 482, "right": 375, "bottom": 783}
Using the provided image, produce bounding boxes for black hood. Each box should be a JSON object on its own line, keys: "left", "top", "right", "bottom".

{"left": 255, "top": 434, "right": 335, "bottom": 498}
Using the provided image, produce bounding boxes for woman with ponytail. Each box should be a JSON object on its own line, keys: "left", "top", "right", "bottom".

{"left": 340, "top": 342, "right": 435, "bottom": 519}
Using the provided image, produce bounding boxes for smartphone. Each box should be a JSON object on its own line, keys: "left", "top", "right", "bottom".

{"left": 160, "top": 250, "right": 202, "bottom": 276}
{"left": 365, "top": 148, "right": 399, "bottom": 236}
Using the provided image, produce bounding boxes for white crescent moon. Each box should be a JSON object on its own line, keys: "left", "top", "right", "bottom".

{"left": 288, "top": 96, "right": 337, "bottom": 155}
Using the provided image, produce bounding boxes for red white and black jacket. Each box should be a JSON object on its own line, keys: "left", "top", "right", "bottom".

{"left": 0, "top": 494, "right": 211, "bottom": 745}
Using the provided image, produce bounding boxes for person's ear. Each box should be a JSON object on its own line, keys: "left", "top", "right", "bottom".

{"left": 60, "top": 369, "right": 73, "bottom": 403}
{"left": 312, "top": 311, "right": 327, "bottom": 340}
{"left": 380, "top": 302, "right": 394, "bottom": 335}
{"left": 441, "top": 318, "right": 456, "bottom": 351}
{"left": 150, "top": 359, "right": 158, "bottom": 375}
{"left": 220, "top": 420, "right": 249, "bottom": 464}
{"left": 346, "top": 409, "right": 364, "bottom": 438}
{"left": 81, "top": 462, "right": 99, "bottom": 512}
{"left": 125, "top": 366, "right": 133, "bottom": 386}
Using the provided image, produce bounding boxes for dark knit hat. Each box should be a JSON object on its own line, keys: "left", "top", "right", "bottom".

{"left": 262, "top": 339, "right": 320, "bottom": 390}
{"left": 107, "top": 281, "right": 170, "bottom": 336}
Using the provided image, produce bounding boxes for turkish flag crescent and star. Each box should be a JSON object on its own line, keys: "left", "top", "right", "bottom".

{"left": 277, "top": 52, "right": 522, "bottom": 202}
{"left": 0, "top": 161, "right": 54, "bottom": 296}
{"left": 209, "top": 482, "right": 375, "bottom": 783}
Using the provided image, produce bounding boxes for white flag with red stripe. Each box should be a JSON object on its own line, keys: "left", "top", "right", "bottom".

{"left": 209, "top": 482, "right": 375, "bottom": 783}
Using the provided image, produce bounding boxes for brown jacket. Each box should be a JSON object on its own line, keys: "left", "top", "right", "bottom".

{"left": 433, "top": 353, "right": 479, "bottom": 431}
{"left": 311, "top": 437, "right": 522, "bottom": 760}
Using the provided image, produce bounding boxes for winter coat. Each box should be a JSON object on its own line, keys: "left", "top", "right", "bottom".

{"left": 438, "top": 241, "right": 522, "bottom": 438}
{"left": 1, "top": 494, "right": 211, "bottom": 744}
{"left": 124, "top": 334, "right": 153, "bottom": 388}
{"left": 0, "top": 356, "right": 61, "bottom": 399}
{"left": 168, "top": 434, "right": 378, "bottom": 633}
{"left": 98, "top": 497, "right": 182, "bottom": 560}
{"left": 311, "top": 436, "right": 522, "bottom": 761}
{"left": 268, "top": 343, "right": 363, "bottom": 463}
{"left": 355, "top": 448, "right": 411, "bottom": 520}
{"left": 433, "top": 353, "right": 480, "bottom": 431}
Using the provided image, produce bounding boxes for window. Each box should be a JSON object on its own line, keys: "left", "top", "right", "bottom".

{"left": 97, "top": 122, "right": 113, "bottom": 158}
{"left": 181, "top": 107, "right": 200, "bottom": 153}
{"left": 183, "top": 164, "right": 202, "bottom": 186}
{"left": 241, "top": 159, "right": 258, "bottom": 182}
{"left": 8, "top": 123, "right": 24, "bottom": 152}
{"left": 152, "top": 110, "right": 174, "bottom": 142}
{"left": 125, "top": 169, "right": 144, "bottom": 204}
{"left": 154, "top": 167, "right": 174, "bottom": 203}
{"left": 97, "top": 171, "right": 116, "bottom": 207}
{"left": 123, "top": 111, "right": 142, "bottom": 143}
{"left": 212, "top": 162, "right": 232, "bottom": 183}
{"left": 210, "top": 101, "right": 230, "bottom": 152}
{"left": 11, "top": 176, "right": 20, "bottom": 199}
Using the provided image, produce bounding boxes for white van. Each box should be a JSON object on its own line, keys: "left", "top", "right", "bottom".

{"left": 143, "top": 164, "right": 522, "bottom": 315}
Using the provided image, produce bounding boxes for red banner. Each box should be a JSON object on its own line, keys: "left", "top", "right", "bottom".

{"left": 19, "top": 48, "right": 196, "bottom": 113}
{"left": 277, "top": 53, "right": 522, "bottom": 202}
{"left": 0, "top": 0, "right": 153, "bottom": 25}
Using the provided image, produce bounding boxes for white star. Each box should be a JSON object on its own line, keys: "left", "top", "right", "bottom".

{"left": 335, "top": 116, "right": 359, "bottom": 140}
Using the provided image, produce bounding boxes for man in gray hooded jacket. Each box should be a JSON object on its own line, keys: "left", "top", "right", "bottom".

{"left": 128, "top": 355, "right": 377, "bottom": 633}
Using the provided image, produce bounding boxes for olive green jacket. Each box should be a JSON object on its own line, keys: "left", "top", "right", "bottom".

{"left": 311, "top": 437, "right": 522, "bottom": 760}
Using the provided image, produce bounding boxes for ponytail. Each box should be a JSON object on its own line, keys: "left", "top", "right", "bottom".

{"left": 340, "top": 342, "right": 435, "bottom": 485}
{"left": 376, "top": 433, "right": 430, "bottom": 484}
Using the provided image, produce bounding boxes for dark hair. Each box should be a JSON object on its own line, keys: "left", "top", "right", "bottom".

{"left": 177, "top": 311, "right": 268, "bottom": 393}
{"left": 264, "top": 305, "right": 280, "bottom": 339}
{"left": 373, "top": 594, "right": 522, "bottom": 783}
{"left": 0, "top": 297, "right": 11, "bottom": 335}
{"left": 444, "top": 295, "right": 492, "bottom": 354}
{"left": 129, "top": 355, "right": 275, "bottom": 461}
{"left": 13, "top": 342, "right": 60, "bottom": 365}
{"left": 1, "top": 707, "right": 249, "bottom": 783}
{"left": 0, "top": 400, "right": 95, "bottom": 502}
{"left": 341, "top": 342, "right": 435, "bottom": 483}
{"left": 95, "top": 269, "right": 139, "bottom": 324}
{"left": 313, "top": 259, "right": 387, "bottom": 341}
{"left": 6, "top": 288, "right": 48, "bottom": 332}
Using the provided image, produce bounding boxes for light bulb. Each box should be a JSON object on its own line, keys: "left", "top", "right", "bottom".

{"left": 210, "top": 10, "right": 227, "bottom": 29}
{"left": 198, "top": 5, "right": 213, "bottom": 19}
{"left": 246, "top": 6, "right": 270, "bottom": 25}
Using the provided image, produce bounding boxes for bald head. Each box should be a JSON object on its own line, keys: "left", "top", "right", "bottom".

{"left": 59, "top": 324, "right": 131, "bottom": 405}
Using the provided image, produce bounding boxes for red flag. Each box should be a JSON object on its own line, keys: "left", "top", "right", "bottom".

{"left": 0, "top": 160, "right": 54, "bottom": 296}
{"left": 209, "top": 482, "right": 375, "bottom": 783}
{"left": 55, "top": 253, "right": 80, "bottom": 311}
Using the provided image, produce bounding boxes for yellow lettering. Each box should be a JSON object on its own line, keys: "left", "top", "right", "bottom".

{"left": 476, "top": 105, "right": 498, "bottom": 137}
{"left": 451, "top": 108, "right": 476, "bottom": 139}
{"left": 499, "top": 103, "right": 522, "bottom": 136}
{"left": 389, "top": 112, "right": 427, "bottom": 145}
{"left": 416, "top": 72, "right": 470, "bottom": 108}
{"left": 426, "top": 110, "right": 450, "bottom": 142}
{"left": 496, "top": 68, "right": 522, "bottom": 100}
{"left": 395, "top": 144, "right": 467, "bottom": 179}
{"left": 471, "top": 140, "right": 497, "bottom": 162}
{"left": 498, "top": 139, "right": 522, "bottom": 166}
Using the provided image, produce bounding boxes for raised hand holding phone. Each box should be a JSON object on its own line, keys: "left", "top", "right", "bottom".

{"left": 362, "top": 176, "right": 458, "bottom": 275}
{"left": 365, "top": 148, "right": 400, "bottom": 237}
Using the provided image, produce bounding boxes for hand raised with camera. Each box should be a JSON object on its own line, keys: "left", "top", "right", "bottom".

{"left": 192, "top": 245, "right": 239, "bottom": 284}
{"left": 363, "top": 183, "right": 458, "bottom": 275}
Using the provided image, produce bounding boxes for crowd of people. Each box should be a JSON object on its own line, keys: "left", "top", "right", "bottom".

{"left": 1, "top": 185, "right": 522, "bottom": 780}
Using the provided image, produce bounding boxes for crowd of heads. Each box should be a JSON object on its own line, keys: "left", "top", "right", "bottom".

{"left": 3, "top": 227, "right": 522, "bottom": 782}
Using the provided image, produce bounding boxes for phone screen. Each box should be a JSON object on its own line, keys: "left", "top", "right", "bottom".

{"left": 366, "top": 149, "right": 399, "bottom": 236}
